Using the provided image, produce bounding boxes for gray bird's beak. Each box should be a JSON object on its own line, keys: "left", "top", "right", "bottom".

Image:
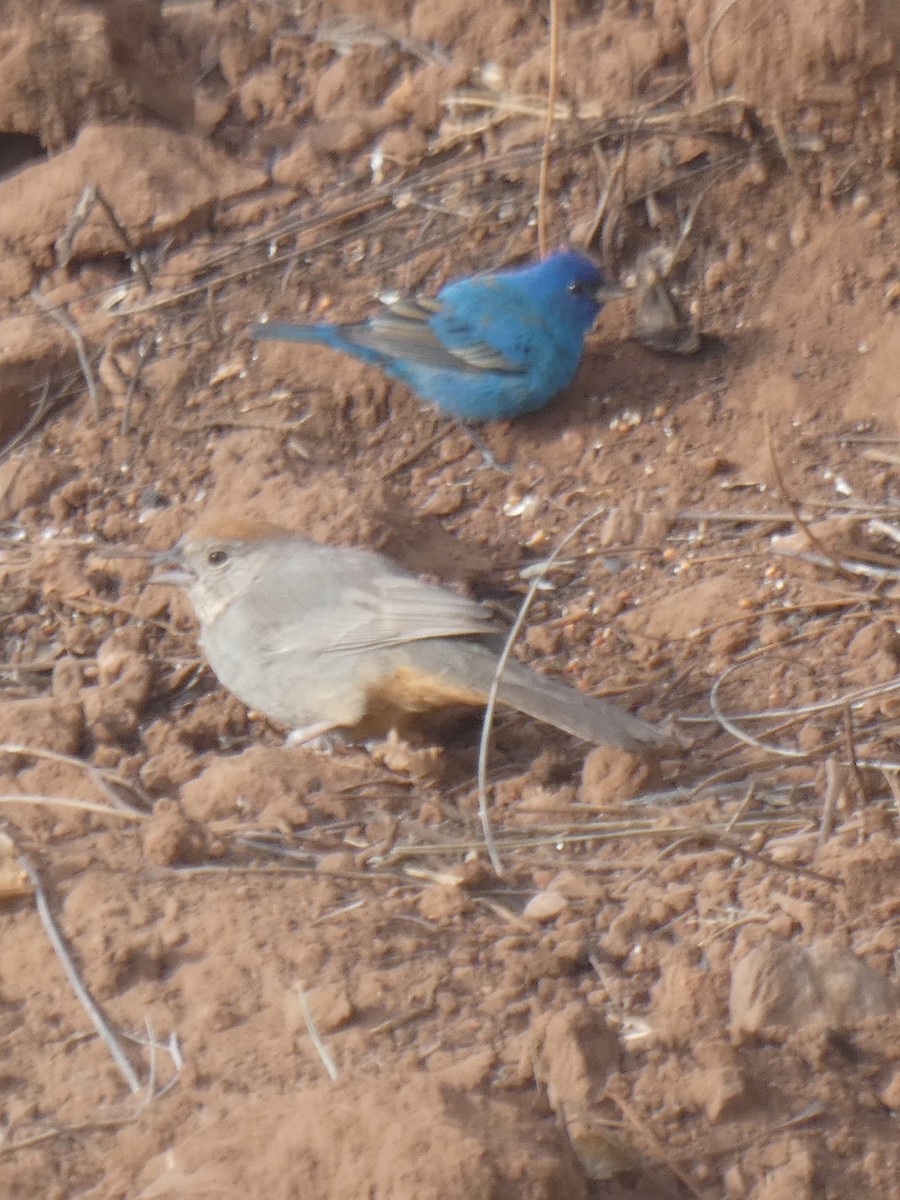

{"left": 148, "top": 545, "right": 193, "bottom": 588}
{"left": 149, "top": 567, "right": 193, "bottom": 587}
{"left": 87, "top": 541, "right": 190, "bottom": 585}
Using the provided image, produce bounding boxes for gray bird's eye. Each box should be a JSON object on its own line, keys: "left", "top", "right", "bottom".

{"left": 206, "top": 548, "right": 229, "bottom": 567}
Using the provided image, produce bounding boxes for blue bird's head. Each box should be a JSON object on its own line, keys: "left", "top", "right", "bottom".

{"left": 531, "top": 249, "right": 625, "bottom": 333}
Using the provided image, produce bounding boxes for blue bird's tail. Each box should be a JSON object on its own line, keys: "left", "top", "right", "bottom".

{"left": 251, "top": 322, "right": 333, "bottom": 345}
{"left": 251, "top": 320, "right": 394, "bottom": 372}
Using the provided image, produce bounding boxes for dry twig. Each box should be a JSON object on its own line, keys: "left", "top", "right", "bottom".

{"left": 476, "top": 503, "right": 616, "bottom": 876}
{"left": 537, "top": 0, "right": 561, "bottom": 258}
{"left": 765, "top": 414, "right": 859, "bottom": 583}
{"left": 294, "top": 984, "right": 340, "bottom": 1080}
{"left": 30, "top": 291, "right": 101, "bottom": 421}
{"left": 19, "top": 855, "right": 142, "bottom": 1095}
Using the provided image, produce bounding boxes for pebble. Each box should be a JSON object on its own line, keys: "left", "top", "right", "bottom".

{"left": 523, "top": 890, "right": 568, "bottom": 922}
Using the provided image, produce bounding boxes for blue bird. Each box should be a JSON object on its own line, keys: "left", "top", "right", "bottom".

{"left": 251, "top": 250, "right": 624, "bottom": 422}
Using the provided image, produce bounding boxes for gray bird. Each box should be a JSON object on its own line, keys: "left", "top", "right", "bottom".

{"left": 153, "top": 517, "right": 667, "bottom": 754}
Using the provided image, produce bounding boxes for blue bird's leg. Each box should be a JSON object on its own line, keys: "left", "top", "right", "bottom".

{"left": 451, "top": 419, "right": 513, "bottom": 473}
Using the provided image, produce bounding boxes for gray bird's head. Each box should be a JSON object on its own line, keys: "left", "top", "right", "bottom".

{"left": 152, "top": 517, "right": 298, "bottom": 626}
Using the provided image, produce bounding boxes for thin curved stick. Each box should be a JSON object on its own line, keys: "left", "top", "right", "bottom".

{"left": 19, "top": 855, "right": 142, "bottom": 1094}
{"left": 477, "top": 504, "right": 610, "bottom": 876}
{"left": 0, "top": 743, "right": 150, "bottom": 814}
{"left": 537, "top": 0, "right": 561, "bottom": 258}
{"left": 712, "top": 664, "right": 900, "bottom": 721}
{"left": 0, "top": 794, "right": 148, "bottom": 820}
{"left": 709, "top": 662, "right": 900, "bottom": 759}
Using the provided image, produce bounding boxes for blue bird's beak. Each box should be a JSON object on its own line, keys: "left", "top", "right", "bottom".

{"left": 594, "top": 278, "right": 627, "bottom": 302}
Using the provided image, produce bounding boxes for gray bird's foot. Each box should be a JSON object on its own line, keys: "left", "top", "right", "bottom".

{"left": 285, "top": 722, "right": 344, "bottom": 753}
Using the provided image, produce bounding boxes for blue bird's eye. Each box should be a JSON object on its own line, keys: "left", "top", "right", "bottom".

{"left": 568, "top": 280, "right": 590, "bottom": 296}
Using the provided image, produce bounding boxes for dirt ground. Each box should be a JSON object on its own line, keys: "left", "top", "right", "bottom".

{"left": 0, "top": 1, "right": 898, "bottom": 1197}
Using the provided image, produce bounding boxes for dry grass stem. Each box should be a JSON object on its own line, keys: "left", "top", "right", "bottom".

{"left": 537, "top": 0, "right": 561, "bottom": 258}
{"left": 30, "top": 290, "right": 101, "bottom": 420}
{"left": 19, "top": 855, "right": 142, "bottom": 1094}
{"left": 476, "top": 503, "right": 617, "bottom": 877}
{"left": 0, "top": 743, "right": 150, "bottom": 813}
{"left": 0, "top": 793, "right": 148, "bottom": 820}
{"left": 295, "top": 984, "right": 340, "bottom": 1081}
{"left": 765, "top": 415, "right": 859, "bottom": 583}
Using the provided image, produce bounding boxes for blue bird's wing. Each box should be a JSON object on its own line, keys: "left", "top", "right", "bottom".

{"left": 347, "top": 295, "right": 526, "bottom": 375}
{"left": 429, "top": 276, "right": 556, "bottom": 370}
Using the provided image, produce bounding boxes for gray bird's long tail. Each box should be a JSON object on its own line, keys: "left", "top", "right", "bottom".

{"left": 495, "top": 657, "right": 666, "bottom": 753}
{"left": 409, "top": 638, "right": 667, "bottom": 755}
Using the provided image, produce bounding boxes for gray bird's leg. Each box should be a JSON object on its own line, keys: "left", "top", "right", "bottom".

{"left": 285, "top": 721, "right": 345, "bottom": 753}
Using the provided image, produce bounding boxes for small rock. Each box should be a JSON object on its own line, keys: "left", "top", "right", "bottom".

{"left": 432, "top": 1048, "right": 497, "bottom": 1090}
{"left": 698, "top": 454, "right": 735, "bottom": 477}
{"left": 531, "top": 1001, "right": 620, "bottom": 1113}
{"left": 524, "top": 624, "right": 563, "bottom": 656}
{"left": 307, "top": 113, "right": 388, "bottom": 157}
{"left": 704, "top": 259, "right": 730, "bottom": 290}
{"left": 419, "top": 483, "right": 465, "bottom": 516}
{"left": 523, "top": 890, "right": 568, "bottom": 922}
{"left": 566, "top": 1120, "right": 640, "bottom": 1180}
{"left": 879, "top": 1068, "right": 900, "bottom": 1110}
{"left": 0, "top": 831, "right": 29, "bottom": 899}
{"left": 96, "top": 629, "right": 152, "bottom": 697}
{"left": 579, "top": 746, "right": 651, "bottom": 808}
{"left": 312, "top": 48, "right": 394, "bottom": 120}
{"left": 317, "top": 851, "right": 357, "bottom": 875}
{"left": 379, "top": 126, "right": 428, "bottom": 165}
{"left": 709, "top": 623, "right": 752, "bottom": 659}
{"left": 368, "top": 732, "right": 443, "bottom": 780}
{"left": 725, "top": 238, "right": 744, "bottom": 266}
{"left": 789, "top": 217, "right": 809, "bottom": 248}
{"left": 218, "top": 32, "right": 269, "bottom": 87}
{"left": 272, "top": 139, "right": 323, "bottom": 193}
{"left": 730, "top": 938, "right": 897, "bottom": 1039}
{"left": 287, "top": 981, "right": 354, "bottom": 1034}
{"left": 51, "top": 657, "right": 82, "bottom": 702}
{"left": 0, "top": 452, "right": 76, "bottom": 520}
{"left": 237, "top": 67, "right": 289, "bottom": 122}
{"left": 419, "top": 884, "right": 473, "bottom": 921}
{"left": 753, "top": 1139, "right": 814, "bottom": 1200}
{"left": 680, "top": 1058, "right": 746, "bottom": 1121}
{"left": 141, "top": 799, "right": 207, "bottom": 867}
{"left": 0, "top": 697, "right": 83, "bottom": 757}
{"left": 543, "top": 870, "right": 603, "bottom": 901}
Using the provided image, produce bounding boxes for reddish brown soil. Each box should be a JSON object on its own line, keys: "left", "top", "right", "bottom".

{"left": 0, "top": 3, "right": 898, "bottom": 1198}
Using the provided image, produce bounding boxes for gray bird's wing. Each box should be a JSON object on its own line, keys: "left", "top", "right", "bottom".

{"left": 320, "top": 573, "right": 502, "bottom": 654}
{"left": 253, "top": 561, "right": 502, "bottom": 660}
